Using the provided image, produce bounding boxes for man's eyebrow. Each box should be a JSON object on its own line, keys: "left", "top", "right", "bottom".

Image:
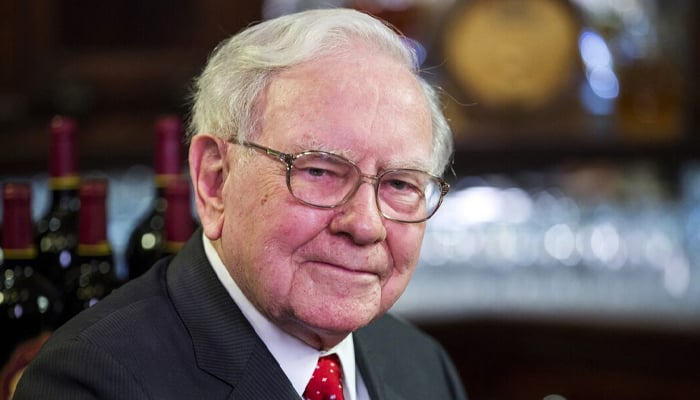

{"left": 384, "top": 158, "right": 433, "bottom": 171}
{"left": 293, "top": 137, "right": 433, "bottom": 171}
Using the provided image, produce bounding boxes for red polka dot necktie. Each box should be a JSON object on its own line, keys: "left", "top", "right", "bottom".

{"left": 303, "top": 354, "right": 345, "bottom": 400}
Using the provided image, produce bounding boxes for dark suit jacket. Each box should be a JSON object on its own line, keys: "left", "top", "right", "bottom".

{"left": 14, "top": 231, "right": 467, "bottom": 400}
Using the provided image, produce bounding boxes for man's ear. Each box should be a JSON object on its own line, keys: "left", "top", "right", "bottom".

{"left": 188, "top": 134, "right": 229, "bottom": 241}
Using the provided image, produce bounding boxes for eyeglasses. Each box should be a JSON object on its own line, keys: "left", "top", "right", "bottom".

{"left": 237, "top": 141, "right": 450, "bottom": 223}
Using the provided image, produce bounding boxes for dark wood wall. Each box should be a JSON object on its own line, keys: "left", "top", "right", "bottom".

{"left": 0, "top": 0, "right": 263, "bottom": 173}
{"left": 421, "top": 317, "right": 700, "bottom": 399}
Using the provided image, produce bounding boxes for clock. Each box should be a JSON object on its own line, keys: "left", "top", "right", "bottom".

{"left": 441, "top": 0, "right": 582, "bottom": 111}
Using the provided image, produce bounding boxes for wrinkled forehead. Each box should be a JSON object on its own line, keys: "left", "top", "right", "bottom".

{"left": 257, "top": 49, "right": 431, "bottom": 148}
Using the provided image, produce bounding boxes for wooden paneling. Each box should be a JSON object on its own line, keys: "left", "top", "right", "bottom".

{"left": 421, "top": 318, "right": 700, "bottom": 400}
{"left": 0, "top": 1, "right": 263, "bottom": 174}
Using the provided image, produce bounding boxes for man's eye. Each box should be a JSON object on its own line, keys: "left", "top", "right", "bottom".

{"left": 387, "top": 179, "right": 411, "bottom": 190}
{"left": 306, "top": 167, "right": 329, "bottom": 177}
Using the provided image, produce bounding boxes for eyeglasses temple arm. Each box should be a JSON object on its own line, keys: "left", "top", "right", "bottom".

{"left": 242, "top": 141, "right": 293, "bottom": 164}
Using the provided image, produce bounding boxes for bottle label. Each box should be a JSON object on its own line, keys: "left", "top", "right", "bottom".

{"left": 49, "top": 175, "right": 80, "bottom": 190}
{"left": 3, "top": 247, "right": 37, "bottom": 259}
{"left": 165, "top": 241, "right": 186, "bottom": 255}
{"left": 77, "top": 242, "right": 112, "bottom": 257}
{"left": 154, "top": 174, "right": 180, "bottom": 189}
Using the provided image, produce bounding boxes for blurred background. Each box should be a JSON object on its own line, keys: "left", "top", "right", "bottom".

{"left": 1, "top": 0, "right": 699, "bottom": 398}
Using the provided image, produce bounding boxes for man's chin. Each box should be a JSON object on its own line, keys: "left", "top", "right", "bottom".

{"left": 289, "top": 310, "right": 379, "bottom": 349}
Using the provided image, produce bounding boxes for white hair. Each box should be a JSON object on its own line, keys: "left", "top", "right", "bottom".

{"left": 189, "top": 8, "right": 453, "bottom": 174}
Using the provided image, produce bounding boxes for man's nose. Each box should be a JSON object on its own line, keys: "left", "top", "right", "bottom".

{"left": 329, "top": 181, "right": 387, "bottom": 245}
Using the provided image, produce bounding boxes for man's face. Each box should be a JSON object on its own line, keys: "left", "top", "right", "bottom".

{"left": 217, "top": 46, "right": 433, "bottom": 348}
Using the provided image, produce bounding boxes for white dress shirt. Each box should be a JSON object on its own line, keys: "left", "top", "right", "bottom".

{"left": 203, "top": 235, "right": 370, "bottom": 399}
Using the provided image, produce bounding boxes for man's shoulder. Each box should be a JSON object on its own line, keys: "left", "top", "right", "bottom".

{"left": 50, "top": 258, "right": 179, "bottom": 351}
{"left": 354, "top": 313, "right": 468, "bottom": 399}
{"left": 15, "top": 255, "right": 236, "bottom": 399}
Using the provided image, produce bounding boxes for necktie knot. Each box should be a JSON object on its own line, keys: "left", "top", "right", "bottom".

{"left": 303, "top": 354, "right": 344, "bottom": 400}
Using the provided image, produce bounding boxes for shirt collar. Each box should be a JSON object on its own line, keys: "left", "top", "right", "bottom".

{"left": 202, "top": 234, "right": 359, "bottom": 400}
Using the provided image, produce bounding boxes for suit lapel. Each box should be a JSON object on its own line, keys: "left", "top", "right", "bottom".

{"left": 166, "top": 230, "right": 300, "bottom": 399}
{"left": 354, "top": 322, "right": 404, "bottom": 400}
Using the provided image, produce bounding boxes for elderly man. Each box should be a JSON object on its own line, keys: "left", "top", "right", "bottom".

{"left": 15, "top": 8, "right": 466, "bottom": 400}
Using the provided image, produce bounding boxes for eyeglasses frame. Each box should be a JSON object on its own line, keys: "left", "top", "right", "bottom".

{"left": 235, "top": 140, "right": 450, "bottom": 223}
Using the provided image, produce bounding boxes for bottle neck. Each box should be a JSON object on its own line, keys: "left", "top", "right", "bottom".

{"left": 2, "top": 183, "right": 36, "bottom": 257}
{"left": 78, "top": 180, "right": 109, "bottom": 250}
{"left": 154, "top": 115, "right": 183, "bottom": 177}
{"left": 49, "top": 116, "right": 78, "bottom": 179}
{"left": 164, "top": 178, "right": 193, "bottom": 245}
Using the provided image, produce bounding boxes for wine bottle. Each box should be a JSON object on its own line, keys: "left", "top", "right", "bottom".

{"left": 35, "top": 116, "right": 80, "bottom": 293}
{"left": 1, "top": 182, "right": 63, "bottom": 367}
{"left": 163, "top": 177, "right": 195, "bottom": 256}
{"left": 63, "top": 179, "right": 120, "bottom": 322}
{"left": 125, "top": 115, "right": 186, "bottom": 280}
